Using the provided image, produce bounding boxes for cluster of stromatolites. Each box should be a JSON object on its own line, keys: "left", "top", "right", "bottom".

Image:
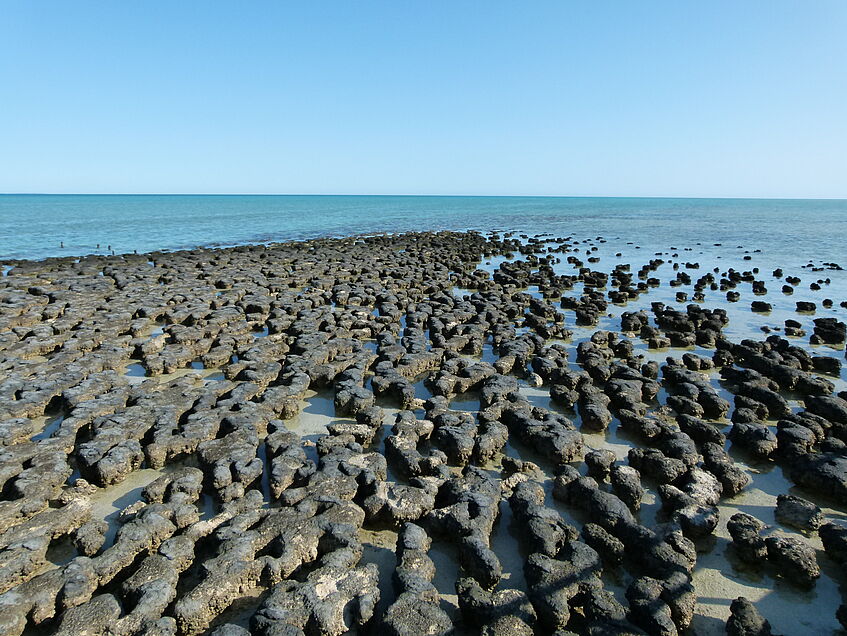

{"left": 0, "top": 230, "right": 845, "bottom": 635}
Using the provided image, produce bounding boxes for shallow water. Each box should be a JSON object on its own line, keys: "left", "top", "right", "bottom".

{"left": 429, "top": 539, "right": 464, "bottom": 621}
{"left": 88, "top": 467, "right": 168, "bottom": 550}
{"left": 358, "top": 527, "right": 399, "bottom": 619}
{"left": 2, "top": 195, "right": 847, "bottom": 267}
{"left": 122, "top": 360, "right": 225, "bottom": 386}
{"left": 284, "top": 390, "right": 338, "bottom": 443}
{"left": 29, "top": 411, "right": 65, "bottom": 442}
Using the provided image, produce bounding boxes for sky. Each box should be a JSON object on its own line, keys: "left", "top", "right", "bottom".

{"left": 0, "top": 1, "right": 845, "bottom": 197}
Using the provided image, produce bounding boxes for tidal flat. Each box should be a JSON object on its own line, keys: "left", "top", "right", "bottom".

{"left": 0, "top": 230, "right": 845, "bottom": 635}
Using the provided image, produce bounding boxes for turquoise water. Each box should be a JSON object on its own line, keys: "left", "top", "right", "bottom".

{"left": 1, "top": 195, "right": 845, "bottom": 266}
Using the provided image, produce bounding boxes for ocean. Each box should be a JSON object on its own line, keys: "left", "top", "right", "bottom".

{"left": 1, "top": 195, "right": 846, "bottom": 267}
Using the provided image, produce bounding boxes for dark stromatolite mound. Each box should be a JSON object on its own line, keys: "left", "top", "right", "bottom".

{"left": 726, "top": 597, "right": 776, "bottom": 636}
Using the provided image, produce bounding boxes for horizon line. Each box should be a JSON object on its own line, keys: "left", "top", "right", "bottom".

{"left": 2, "top": 193, "right": 846, "bottom": 201}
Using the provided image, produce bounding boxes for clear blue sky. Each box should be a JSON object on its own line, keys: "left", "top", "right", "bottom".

{"left": 1, "top": 1, "right": 845, "bottom": 197}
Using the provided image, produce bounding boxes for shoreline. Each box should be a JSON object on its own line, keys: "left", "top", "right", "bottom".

{"left": 0, "top": 229, "right": 845, "bottom": 634}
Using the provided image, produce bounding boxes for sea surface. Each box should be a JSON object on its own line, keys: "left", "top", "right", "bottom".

{"left": 1, "top": 195, "right": 846, "bottom": 266}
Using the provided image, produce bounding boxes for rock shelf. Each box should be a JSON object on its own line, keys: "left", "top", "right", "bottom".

{"left": 0, "top": 230, "right": 845, "bottom": 634}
